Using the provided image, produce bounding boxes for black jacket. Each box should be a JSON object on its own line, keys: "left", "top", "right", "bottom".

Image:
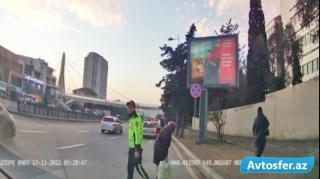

{"left": 154, "top": 126, "right": 172, "bottom": 159}
{"left": 253, "top": 113, "right": 270, "bottom": 137}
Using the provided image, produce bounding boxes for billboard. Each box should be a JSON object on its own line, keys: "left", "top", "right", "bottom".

{"left": 187, "top": 34, "right": 239, "bottom": 88}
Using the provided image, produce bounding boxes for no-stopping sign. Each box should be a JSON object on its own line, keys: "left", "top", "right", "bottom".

{"left": 190, "top": 83, "right": 201, "bottom": 98}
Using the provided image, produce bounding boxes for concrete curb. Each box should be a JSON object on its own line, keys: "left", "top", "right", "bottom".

{"left": 172, "top": 136, "right": 224, "bottom": 179}
{"left": 7, "top": 109, "right": 99, "bottom": 123}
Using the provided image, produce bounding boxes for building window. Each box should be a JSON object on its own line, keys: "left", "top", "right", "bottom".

{"left": 303, "top": 64, "right": 308, "bottom": 75}
{"left": 290, "top": 17, "right": 295, "bottom": 25}
{"left": 312, "top": 58, "right": 319, "bottom": 72}
{"left": 308, "top": 62, "right": 313, "bottom": 74}
{"left": 306, "top": 33, "right": 311, "bottom": 46}
{"left": 294, "top": 14, "right": 299, "bottom": 26}
{"left": 35, "top": 72, "right": 40, "bottom": 79}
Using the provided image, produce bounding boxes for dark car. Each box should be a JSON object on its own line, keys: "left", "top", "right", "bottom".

{"left": 143, "top": 121, "right": 160, "bottom": 139}
{"left": 0, "top": 102, "right": 16, "bottom": 142}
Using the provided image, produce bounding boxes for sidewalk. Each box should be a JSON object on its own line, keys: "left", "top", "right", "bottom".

{"left": 175, "top": 128, "right": 319, "bottom": 179}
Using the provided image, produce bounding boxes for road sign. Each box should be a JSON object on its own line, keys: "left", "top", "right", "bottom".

{"left": 190, "top": 83, "right": 201, "bottom": 98}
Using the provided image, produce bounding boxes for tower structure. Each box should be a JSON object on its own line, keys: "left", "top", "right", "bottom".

{"left": 58, "top": 53, "right": 66, "bottom": 93}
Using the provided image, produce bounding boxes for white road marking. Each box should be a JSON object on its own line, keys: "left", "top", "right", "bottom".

{"left": 49, "top": 124, "right": 63, "bottom": 126}
{"left": 19, "top": 130, "right": 47, "bottom": 133}
{"left": 109, "top": 136, "right": 119, "bottom": 140}
{"left": 77, "top": 131, "right": 90, "bottom": 133}
{"left": 148, "top": 140, "right": 154, "bottom": 144}
{"left": 57, "top": 143, "right": 85, "bottom": 149}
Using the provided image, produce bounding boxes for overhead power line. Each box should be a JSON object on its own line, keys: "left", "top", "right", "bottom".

{"left": 65, "top": 57, "right": 131, "bottom": 101}
{"left": 65, "top": 63, "right": 77, "bottom": 90}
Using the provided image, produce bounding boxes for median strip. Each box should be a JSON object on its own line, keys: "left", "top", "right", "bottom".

{"left": 57, "top": 143, "right": 85, "bottom": 149}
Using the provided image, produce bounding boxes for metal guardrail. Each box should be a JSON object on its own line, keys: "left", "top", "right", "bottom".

{"left": 17, "top": 101, "right": 101, "bottom": 121}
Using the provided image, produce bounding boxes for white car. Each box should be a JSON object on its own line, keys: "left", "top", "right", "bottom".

{"left": 0, "top": 102, "right": 16, "bottom": 142}
{"left": 143, "top": 121, "right": 160, "bottom": 139}
{"left": 101, "top": 116, "right": 123, "bottom": 134}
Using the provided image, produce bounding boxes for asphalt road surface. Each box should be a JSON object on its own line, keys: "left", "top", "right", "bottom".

{"left": 0, "top": 114, "right": 206, "bottom": 179}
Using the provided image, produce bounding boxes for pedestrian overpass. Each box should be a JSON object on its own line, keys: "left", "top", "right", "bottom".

{"left": 57, "top": 91, "right": 160, "bottom": 110}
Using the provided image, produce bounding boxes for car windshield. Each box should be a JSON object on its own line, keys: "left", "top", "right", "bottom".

{"left": 1, "top": 1, "right": 317, "bottom": 179}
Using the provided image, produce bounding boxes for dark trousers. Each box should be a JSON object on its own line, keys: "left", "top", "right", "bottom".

{"left": 255, "top": 134, "right": 266, "bottom": 157}
{"left": 127, "top": 148, "right": 149, "bottom": 179}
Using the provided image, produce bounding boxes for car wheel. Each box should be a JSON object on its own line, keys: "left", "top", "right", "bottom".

{"left": 101, "top": 129, "right": 105, "bottom": 133}
{"left": 120, "top": 130, "right": 123, "bottom": 134}
{"left": 3, "top": 124, "right": 13, "bottom": 142}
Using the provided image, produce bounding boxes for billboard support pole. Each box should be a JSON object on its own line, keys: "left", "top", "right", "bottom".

{"left": 195, "top": 89, "right": 208, "bottom": 145}
{"left": 193, "top": 98, "right": 196, "bottom": 140}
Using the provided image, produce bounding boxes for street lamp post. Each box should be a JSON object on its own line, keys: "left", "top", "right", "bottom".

{"left": 168, "top": 35, "right": 179, "bottom": 47}
{"left": 168, "top": 35, "right": 180, "bottom": 132}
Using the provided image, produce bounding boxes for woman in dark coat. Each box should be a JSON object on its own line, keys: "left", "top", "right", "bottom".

{"left": 253, "top": 107, "right": 270, "bottom": 157}
{"left": 153, "top": 121, "right": 176, "bottom": 178}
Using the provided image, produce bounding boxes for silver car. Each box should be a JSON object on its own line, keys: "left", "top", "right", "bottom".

{"left": 0, "top": 102, "right": 16, "bottom": 142}
{"left": 101, "top": 116, "right": 123, "bottom": 134}
{"left": 143, "top": 122, "right": 160, "bottom": 139}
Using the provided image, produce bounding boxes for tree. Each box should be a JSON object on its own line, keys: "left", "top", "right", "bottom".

{"left": 295, "top": 0, "right": 319, "bottom": 41}
{"left": 267, "top": 22, "right": 286, "bottom": 91}
{"left": 208, "top": 110, "right": 227, "bottom": 142}
{"left": 284, "top": 23, "right": 303, "bottom": 85}
{"left": 156, "top": 24, "right": 197, "bottom": 137}
{"left": 246, "top": 0, "right": 270, "bottom": 103}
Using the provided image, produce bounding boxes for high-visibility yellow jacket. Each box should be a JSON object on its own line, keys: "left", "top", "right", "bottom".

{"left": 128, "top": 112, "right": 144, "bottom": 149}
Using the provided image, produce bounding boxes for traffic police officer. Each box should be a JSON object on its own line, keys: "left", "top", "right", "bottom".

{"left": 126, "top": 100, "right": 150, "bottom": 179}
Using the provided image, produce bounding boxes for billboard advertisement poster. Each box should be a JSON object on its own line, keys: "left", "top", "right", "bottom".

{"left": 187, "top": 34, "right": 239, "bottom": 88}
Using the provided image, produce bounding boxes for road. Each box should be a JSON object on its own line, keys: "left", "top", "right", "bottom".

{"left": 0, "top": 114, "right": 206, "bottom": 179}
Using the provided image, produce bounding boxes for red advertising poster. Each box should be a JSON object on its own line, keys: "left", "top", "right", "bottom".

{"left": 218, "top": 38, "right": 236, "bottom": 84}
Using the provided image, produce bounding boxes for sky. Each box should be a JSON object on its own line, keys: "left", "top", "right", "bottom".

{"left": 0, "top": 0, "right": 280, "bottom": 106}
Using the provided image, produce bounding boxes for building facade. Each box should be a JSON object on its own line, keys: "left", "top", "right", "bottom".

{"left": 280, "top": 0, "right": 319, "bottom": 82}
{"left": 0, "top": 45, "right": 24, "bottom": 100}
{"left": 266, "top": 15, "right": 283, "bottom": 77}
{"left": 83, "top": 52, "right": 108, "bottom": 99}
{"left": 46, "top": 66, "right": 58, "bottom": 103}
{"left": 18, "top": 55, "right": 57, "bottom": 104}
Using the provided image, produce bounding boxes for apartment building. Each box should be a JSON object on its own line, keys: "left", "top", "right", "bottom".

{"left": 83, "top": 52, "right": 108, "bottom": 99}
{"left": 280, "top": 0, "right": 319, "bottom": 81}
{"left": 266, "top": 15, "right": 283, "bottom": 77}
